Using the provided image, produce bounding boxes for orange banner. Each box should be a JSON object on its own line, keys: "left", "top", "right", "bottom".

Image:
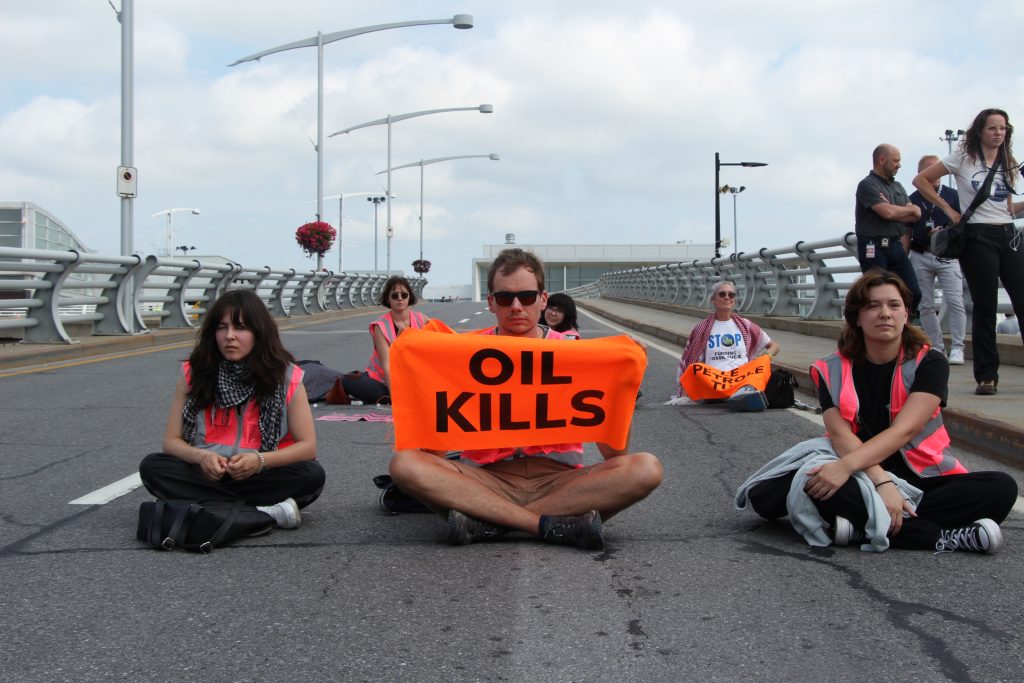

{"left": 679, "top": 355, "right": 771, "bottom": 400}
{"left": 390, "top": 321, "right": 646, "bottom": 451}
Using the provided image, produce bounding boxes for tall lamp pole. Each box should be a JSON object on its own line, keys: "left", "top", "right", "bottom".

{"left": 367, "top": 196, "right": 387, "bottom": 270}
{"left": 330, "top": 104, "right": 494, "bottom": 274}
{"left": 227, "top": 15, "right": 474, "bottom": 228}
{"left": 715, "top": 153, "right": 767, "bottom": 258}
{"left": 379, "top": 153, "right": 500, "bottom": 264}
{"left": 152, "top": 208, "right": 200, "bottom": 256}
{"left": 941, "top": 129, "right": 965, "bottom": 188}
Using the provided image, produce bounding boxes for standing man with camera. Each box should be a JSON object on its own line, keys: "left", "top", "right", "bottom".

{"left": 908, "top": 154, "right": 966, "bottom": 364}
{"left": 854, "top": 144, "right": 922, "bottom": 313}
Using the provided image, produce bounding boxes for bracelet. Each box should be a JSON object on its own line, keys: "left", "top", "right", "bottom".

{"left": 874, "top": 479, "right": 894, "bottom": 489}
{"left": 256, "top": 452, "right": 267, "bottom": 474}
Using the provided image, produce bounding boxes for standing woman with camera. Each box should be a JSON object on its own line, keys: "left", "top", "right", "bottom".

{"left": 913, "top": 108, "right": 1024, "bottom": 396}
{"left": 342, "top": 276, "right": 430, "bottom": 404}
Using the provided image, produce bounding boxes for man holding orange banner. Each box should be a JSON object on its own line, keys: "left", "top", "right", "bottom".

{"left": 674, "top": 280, "right": 780, "bottom": 410}
{"left": 388, "top": 249, "right": 663, "bottom": 551}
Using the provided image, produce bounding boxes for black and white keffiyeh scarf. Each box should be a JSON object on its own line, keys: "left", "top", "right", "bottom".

{"left": 181, "top": 361, "right": 287, "bottom": 453}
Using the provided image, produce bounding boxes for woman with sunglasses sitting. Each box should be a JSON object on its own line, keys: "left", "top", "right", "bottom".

{"left": 673, "top": 280, "right": 779, "bottom": 404}
{"left": 342, "top": 276, "right": 430, "bottom": 405}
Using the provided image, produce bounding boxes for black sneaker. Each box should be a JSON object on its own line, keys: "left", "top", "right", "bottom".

{"left": 540, "top": 510, "right": 604, "bottom": 550}
{"left": 447, "top": 509, "right": 506, "bottom": 545}
{"left": 934, "top": 518, "right": 1004, "bottom": 554}
{"left": 975, "top": 380, "right": 997, "bottom": 396}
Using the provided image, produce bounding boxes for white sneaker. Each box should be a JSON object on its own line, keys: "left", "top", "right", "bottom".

{"left": 832, "top": 516, "right": 865, "bottom": 546}
{"left": 948, "top": 348, "right": 965, "bottom": 365}
{"left": 257, "top": 498, "right": 302, "bottom": 529}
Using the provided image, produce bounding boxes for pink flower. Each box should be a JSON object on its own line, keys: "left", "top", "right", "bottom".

{"left": 295, "top": 221, "right": 337, "bottom": 258}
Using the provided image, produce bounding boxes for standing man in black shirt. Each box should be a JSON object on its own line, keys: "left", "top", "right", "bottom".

{"left": 854, "top": 144, "right": 922, "bottom": 313}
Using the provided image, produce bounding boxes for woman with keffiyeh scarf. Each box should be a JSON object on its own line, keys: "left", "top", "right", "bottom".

{"left": 139, "top": 290, "right": 324, "bottom": 530}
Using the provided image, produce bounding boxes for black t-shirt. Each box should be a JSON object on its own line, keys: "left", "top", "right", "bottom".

{"left": 818, "top": 349, "right": 948, "bottom": 478}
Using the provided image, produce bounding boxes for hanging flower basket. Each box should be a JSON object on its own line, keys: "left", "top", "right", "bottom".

{"left": 412, "top": 258, "right": 431, "bottom": 274}
{"left": 295, "top": 221, "right": 336, "bottom": 258}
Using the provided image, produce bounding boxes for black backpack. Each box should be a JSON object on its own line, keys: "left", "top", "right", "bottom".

{"left": 137, "top": 500, "right": 273, "bottom": 552}
{"left": 764, "top": 368, "right": 798, "bottom": 409}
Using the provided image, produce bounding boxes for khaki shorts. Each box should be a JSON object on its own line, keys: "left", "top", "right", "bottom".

{"left": 450, "top": 455, "right": 595, "bottom": 507}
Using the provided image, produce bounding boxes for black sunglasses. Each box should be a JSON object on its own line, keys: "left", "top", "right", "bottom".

{"left": 716, "top": 291, "right": 737, "bottom": 299}
{"left": 491, "top": 290, "right": 540, "bottom": 306}
{"left": 389, "top": 291, "right": 409, "bottom": 300}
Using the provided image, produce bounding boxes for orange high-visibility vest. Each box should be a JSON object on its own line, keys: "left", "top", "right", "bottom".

{"left": 810, "top": 349, "right": 966, "bottom": 477}
{"left": 184, "top": 362, "right": 303, "bottom": 457}
{"left": 366, "top": 311, "right": 428, "bottom": 383}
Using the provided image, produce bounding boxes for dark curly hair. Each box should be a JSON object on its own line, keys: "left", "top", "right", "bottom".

{"left": 960, "top": 108, "right": 1018, "bottom": 188}
{"left": 838, "top": 269, "right": 929, "bottom": 364}
{"left": 187, "top": 289, "right": 294, "bottom": 407}
{"left": 380, "top": 276, "right": 418, "bottom": 308}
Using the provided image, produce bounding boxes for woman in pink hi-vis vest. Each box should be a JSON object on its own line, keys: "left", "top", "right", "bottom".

{"left": 741, "top": 270, "right": 1016, "bottom": 553}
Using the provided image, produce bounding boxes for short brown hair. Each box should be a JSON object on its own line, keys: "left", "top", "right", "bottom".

{"left": 838, "top": 269, "right": 929, "bottom": 362}
{"left": 487, "top": 248, "right": 545, "bottom": 292}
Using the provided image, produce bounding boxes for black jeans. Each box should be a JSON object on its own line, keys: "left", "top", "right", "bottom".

{"left": 139, "top": 453, "right": 326, "bottom": 508}
{"left": 857, "top": 235, "right": 921, "bottom": 314}
{"left": 958, "top": 223, "right": 1024, "bottom": 383}
{"left": 341, "top": 372, "right": 389, "bottom": 404}
{"left": 747, "top": 469, "right": 1017, "bottom": 550}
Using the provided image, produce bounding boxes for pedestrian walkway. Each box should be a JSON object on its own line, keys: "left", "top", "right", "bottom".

{"left": 579, "top": 296, "right": 1024, "bottom": 465}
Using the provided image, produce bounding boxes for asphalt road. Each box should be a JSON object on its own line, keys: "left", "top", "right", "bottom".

{"left": 1, "top": 300, "right": 1022, "bottom": 682}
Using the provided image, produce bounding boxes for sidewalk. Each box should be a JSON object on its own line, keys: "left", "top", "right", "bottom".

{"left": 580, "top": 296, "right": 1024, "bottom": 466}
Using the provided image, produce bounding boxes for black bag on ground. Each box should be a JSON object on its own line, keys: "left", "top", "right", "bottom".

{"left": 373, "top": 475, "right": 431, "bottom": 514}
{"left": 296, "top": 360, "right": 345, "bottom": 402}
{"left": 136, "top": 500, "right": 273, "bottom": 552}
{"left": 764, "top": 368, "right": 798, "bottom": 409}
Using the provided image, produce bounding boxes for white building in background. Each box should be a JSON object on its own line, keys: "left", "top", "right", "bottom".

{"left": 0, "top": 201, "right": 91, "bottom": 254}
{"left": 469, "top": 234, "right": 715, "bottom": 301}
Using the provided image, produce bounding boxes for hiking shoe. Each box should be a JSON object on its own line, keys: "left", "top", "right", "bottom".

{"left": 257, "top": 498, "right": 302, "bottom": 529}
{"left": 832, "top": 515, "right": 865, "bottom": 546}
{"left": 539, "top": 510, "right": 604, "bottom": 550}
{"left": 948, "top": 348, "right": 965, "bottom": 365}
{"left": 934, "top": 518, "right": 1003, "bottom": 554}
{"left": 726, "top": 384, "right": 768, "bottom": 412}
{"left": 975, "top": 380, "right": 997, "bottom": 396}
{"left": 447, "top": 509, "right": 506, "bottom": 545}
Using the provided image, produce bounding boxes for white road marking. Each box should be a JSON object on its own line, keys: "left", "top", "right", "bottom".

{"left": 69, "top": 472, "right": 143, "bottom": 505}
{"left": 458, "top": 318, "right": 470, "bottom": 323}
{"left": 474, "top": 310, "right": 484, "bottom": 315}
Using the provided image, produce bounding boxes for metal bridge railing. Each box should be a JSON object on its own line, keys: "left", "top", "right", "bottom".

{"left": 0, "top": 247, "right": 425, "bottom": 344}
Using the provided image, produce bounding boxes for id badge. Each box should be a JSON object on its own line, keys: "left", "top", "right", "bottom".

{"left": 865, "top": 241, "right": 876, "bottom": 259}
{"left": 880, "top": 237, "right": 890, "bottom": 248}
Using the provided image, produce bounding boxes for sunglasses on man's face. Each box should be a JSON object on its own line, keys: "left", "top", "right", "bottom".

{"left": 491, "top": 290, "right": 540, "bottom": 307}
{"left": 717, "top": 291, "right": 737, "bottom": 299}
{"left": 390, "top": 291, "right": 409, "bottom": 301}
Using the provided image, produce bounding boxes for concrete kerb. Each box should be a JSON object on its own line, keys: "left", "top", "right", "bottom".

{"left": 0, "top": 307, "right": 377, "bottom": 372}
{"left": 580, "top": 296, "right": 1024, "bottom": 468}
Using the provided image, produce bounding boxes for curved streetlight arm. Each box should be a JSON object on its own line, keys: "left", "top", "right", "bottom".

{"left": 151, "top": 208, "right": 200, "bottom": 217}
{"left": 227, "top": 15, "right": 473, "bottom": 66}
{"left": 329, "top": 105, "right": 492, "bottom": 137}
{"left": 378, "top": 153, "right": 500, "bottom": 174}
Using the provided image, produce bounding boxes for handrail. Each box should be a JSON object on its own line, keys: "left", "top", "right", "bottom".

{"left": 0, "top": 247, "right": 423, "bottom": 344}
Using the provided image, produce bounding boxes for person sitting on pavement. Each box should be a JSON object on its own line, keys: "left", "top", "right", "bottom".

{"left": 139, "top": 289, "right": 325, "bottom": 530}
{"left": 342, "top": 275, "right": 430, "bottom": 405}
{"left": 387, "top": 248, "right": 663, "bottom": 550}
{"left": 543, "top": 292, "right": 581, "bottom": 339}
{"left": 735, "top": 269, "right": 1017, "bottom": 553}
{"left": 673, "top": 280, "right": 780, "bottom": 410}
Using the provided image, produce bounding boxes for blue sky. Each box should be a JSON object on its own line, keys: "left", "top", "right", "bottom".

{"left": 2, "top": 1, "right": 1022, "bottom": 286}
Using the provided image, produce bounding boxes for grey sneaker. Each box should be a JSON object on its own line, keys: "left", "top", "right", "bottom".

{"left": 540, "top": 510, "right": 604, "bottom": 550}
{"left": 726, "top": 384, "right": 768, "bottom": 412}
{"left": 935, "top": 518, "right": 1003, "bottom": 554}
{"left": 832, "top": 516, "right": 865, "bottom": 546}
{"left": 447, "top": 509, "right": 506, "bottom": 545}
{"left": 257, "top": 498, "right": 301, "bottom": 529}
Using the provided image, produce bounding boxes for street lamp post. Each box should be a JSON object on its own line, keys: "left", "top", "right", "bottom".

{"left": 719, "top": 185, "right": 746, "bottom": 257}
{"left": 367, "top": 196, "right": 387, "bottom": 270}
{"left": 330, "top": 104, "right": 494, "bottom": 274}
{"left": 379, "top": 154, "right": 500, "bottom": 267}
{"left": 227, "top": 15, "right": 474, "bottom": 228}
{"left": 152, "top": 208, "right": 200, "bottom": 257}
{"left": 941, "top": 129, "right": 965, "bottom": 188}
{"left": 715, "top": 153, "right": 767, "bottom": 258}
{"left": 322, "top": 192, "right": 383, "bottom": 272}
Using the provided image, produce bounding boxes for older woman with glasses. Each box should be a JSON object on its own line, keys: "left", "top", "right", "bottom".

{"left": 673, "top": 280, "right": 779, "bottom": 406}
{"left": 342, "top": 276, "right": 430, "bottom": 405}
